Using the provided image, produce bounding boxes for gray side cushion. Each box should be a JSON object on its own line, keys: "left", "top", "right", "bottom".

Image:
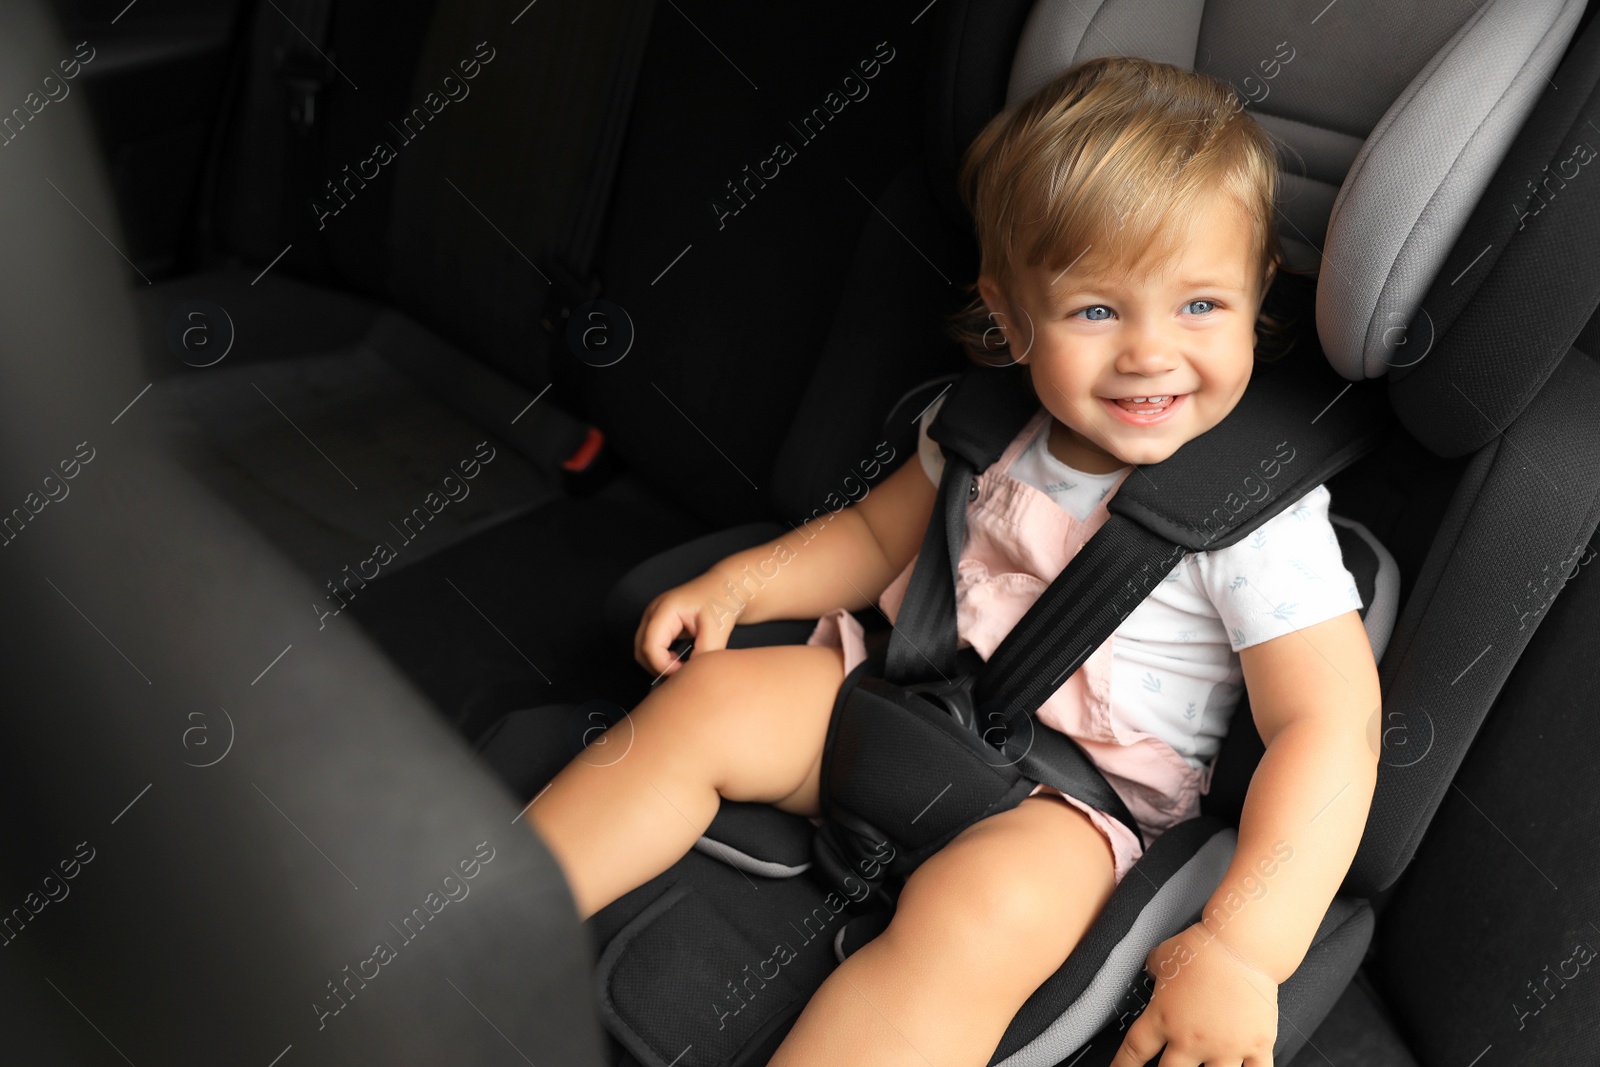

{"left": 694, "top": 800, "right": 817, "bottom": 878}
{"left": 1318, "top": 0, "right": 1585, "bottom": 379}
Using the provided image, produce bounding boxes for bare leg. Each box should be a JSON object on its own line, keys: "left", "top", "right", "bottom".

{"left": 524, "top": 645, "right": 844, "bottom": 920}
{"left": 767, "top": 795, "right": 1119, "bottom": 1067}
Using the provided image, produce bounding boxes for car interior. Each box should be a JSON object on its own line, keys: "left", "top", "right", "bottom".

{"left": 3, "top": 0, "right": 1599, "bottom": 1064}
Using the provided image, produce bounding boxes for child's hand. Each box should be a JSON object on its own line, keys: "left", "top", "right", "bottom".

{"left": 1111, "top": 922, "right": 1279, "bottom": 1066}
{"left": 633, "top": 573, "right": 738, "bottom": 677}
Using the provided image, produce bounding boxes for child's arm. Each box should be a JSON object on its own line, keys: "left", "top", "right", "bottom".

{"left": 1198, "top": 606, "right": 1382, "bottom": 981}
{"left": 1113, "top": 607, "right": 1381, "bottom": 1066}
{"left": 718, "top": 454, "right": 937, "bottom": 625}
{"left": 635, "top": 455, "right": 936, "bottom": 673}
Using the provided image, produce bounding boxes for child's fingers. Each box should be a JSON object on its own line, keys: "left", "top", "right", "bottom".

{"left": 691, "top": 608, "right": 731, "bottom": 657}
{"left": 663, "top": 634, "right": 694, "bottom": 674}
{"left": 1108, "top": 1014, "right": 1166, "bottom": 1067}
{"left": 637, "top": 605, "right": 685, "bottom": 675}
{"left": 661, "top": 613, "right": 700, "bottom": 675}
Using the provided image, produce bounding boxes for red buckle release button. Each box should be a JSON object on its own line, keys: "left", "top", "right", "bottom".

{"left": 562, "top": 426, "right": 605, "bottom": 472}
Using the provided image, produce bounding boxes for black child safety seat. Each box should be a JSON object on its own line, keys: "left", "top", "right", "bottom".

{"left": 476, "top": 0, "right": 1600, "bottom": 1064}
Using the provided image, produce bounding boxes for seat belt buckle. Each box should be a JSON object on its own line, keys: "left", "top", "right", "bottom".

{"left": 274, "top": 46, "right": 335, "bottom": 133}
{"left": 560, "top": 425, "right": 619, "bottom": 497}
{"left": 286, "top": 76, "right": 325, "bottom": 131}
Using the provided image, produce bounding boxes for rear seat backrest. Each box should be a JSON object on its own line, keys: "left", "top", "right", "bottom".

{"left": 210, "top": 0, "right": 648, "bottom": 394}
{"left": 210, "top": 0, "right": 440, "bottom": 289}
{"left": 385, "top": 0, "right": 649, "bottom": 391}
{"left": 556, "top": 5, "right": 942, "bottom": 528}
{"left": 212, "top": 0, "right": 932, "bottom": 532}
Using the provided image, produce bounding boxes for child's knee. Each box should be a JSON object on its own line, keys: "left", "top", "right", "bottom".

{"left": 893, "top": 850, "right": 1049, "bottom": 961}
{"left": 898, "top": 811, "right": 1109, "bottom": 959}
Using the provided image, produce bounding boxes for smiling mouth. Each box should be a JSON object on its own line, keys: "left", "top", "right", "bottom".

{"left": 1105, "top": 393, "right": 1184, "bottom": 414}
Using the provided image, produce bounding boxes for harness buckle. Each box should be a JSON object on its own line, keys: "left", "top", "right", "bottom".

{"left": 906, "top": 670, "right": 1029, "bottom": 757}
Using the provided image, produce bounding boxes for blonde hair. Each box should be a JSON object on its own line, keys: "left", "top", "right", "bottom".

{"left": 945, "top": 55, "right": 1295, "bottom": 366}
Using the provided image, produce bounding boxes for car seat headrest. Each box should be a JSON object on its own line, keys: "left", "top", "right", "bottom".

{"left": 930, "top": 0, "right": 1584, "bottom": 381}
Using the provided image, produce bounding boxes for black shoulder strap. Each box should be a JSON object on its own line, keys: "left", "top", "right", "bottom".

{"left": 925, "top": 363, "right": 1039, "bottom": 472}
{"left": 881, "top": 365, "right": 1037, "bottom": 683}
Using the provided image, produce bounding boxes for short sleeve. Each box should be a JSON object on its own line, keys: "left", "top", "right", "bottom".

{"left": 916, "top": 391, "right": 948, "bottom": 486}
{"left": 1192, "top": 483, "right": 1364, "bottom": 651}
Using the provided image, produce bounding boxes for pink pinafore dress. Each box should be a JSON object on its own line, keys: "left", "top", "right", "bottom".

{"left": 807, "top": 406, "right": 1211, "bottom": 884}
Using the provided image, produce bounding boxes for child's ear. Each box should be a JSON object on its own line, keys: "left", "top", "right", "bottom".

{"left": 977, "top": 275, "right": 1004, "bottom": 317}
{"left": 976, "top": 276, "right": 1027, "bottom": 363}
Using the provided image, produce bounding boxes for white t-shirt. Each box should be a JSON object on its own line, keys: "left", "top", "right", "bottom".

{"left": 917, "top": 395, "right": 1363, "bottom": 771}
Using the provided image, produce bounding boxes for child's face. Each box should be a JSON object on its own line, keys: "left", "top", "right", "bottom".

{"left": 979, "top": 193, "right": 1271, "bottom": 474}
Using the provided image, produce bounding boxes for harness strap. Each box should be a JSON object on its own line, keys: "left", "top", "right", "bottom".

{"left": 883, "top": 450, "right": 973, "bottom": 685}
{"left": 979, "top": 513, "right": 1186, "bottom": 731}
{"left": 877, "top": 347, "right": 1391, "bottom": 845}
{"left": 884, "top": 383, "right": 1145, "bottom": 840}
{"left": 883, "top": 365, "right": 1039, "bottom": 685}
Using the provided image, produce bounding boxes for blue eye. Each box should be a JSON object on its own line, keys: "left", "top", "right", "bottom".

{"left": 1069, "top": 299, "right": 1219, "bottom": 321}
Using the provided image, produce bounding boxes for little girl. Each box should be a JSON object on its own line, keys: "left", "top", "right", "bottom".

{"left": 528, "top": 56, "right": 1382, "bottom": 1067}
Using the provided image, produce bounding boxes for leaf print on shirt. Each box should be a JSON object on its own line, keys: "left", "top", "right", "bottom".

{"left": 1177, "top": 629, "right": 1195, "bottom": 642}
{"left": 1290, "top": 559, "right": 1321, "bottom": 581}
{"left": 1042, "top": 478, "right": 1077, "bottom": 494}
{"left": 1230, "top": 575, "right": 1248, "bottom": 592}
{"left": 1184, "top": 700, "right": 1197, "bottom": 721}
{"left": 1251, "top": 529, "right": 1269, "bottom": 549}
{"left": 1140, "top": 672, "right": 1163, "bottom": 693}
{"left": 1267, "top": 602, "right": 1299, "bottom": 621}
{"left": 1291, "top": 503, "right": 1311, "bottom": 521}
{"left": 1230, "top": 626, "right": 1246, "bottom": 647}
